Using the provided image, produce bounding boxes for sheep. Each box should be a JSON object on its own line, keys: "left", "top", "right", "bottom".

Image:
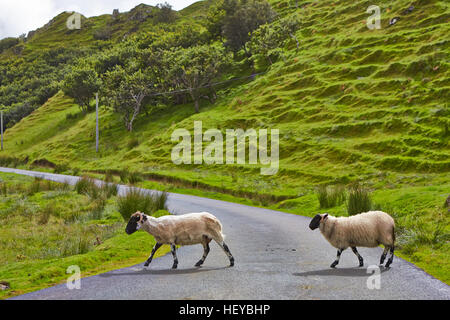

{"left": 125, "top": 211, "right": 234, "bottom": 269}
{"left": 309, "top": 211, "right": 395, "bottom": 268}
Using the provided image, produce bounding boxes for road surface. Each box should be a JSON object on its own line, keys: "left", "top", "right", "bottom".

{"left": 1, "top": 167, "right": 449, "bottom": 300}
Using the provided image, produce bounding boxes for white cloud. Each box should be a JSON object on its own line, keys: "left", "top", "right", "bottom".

{"left": 0, "top": 0, "right": 199, "bottom": 39}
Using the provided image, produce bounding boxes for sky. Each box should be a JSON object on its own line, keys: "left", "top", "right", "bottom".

{"left": 0, "top": 0, "right": 199, "bottom": 39}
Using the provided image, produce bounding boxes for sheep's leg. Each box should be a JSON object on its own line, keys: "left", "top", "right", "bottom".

{"left": 195, "top": 236, "right": 211, "bottom": 267}
{"left": 351, "top": 247, "right": 364, "bottom": 267}
{"left": 170, "top": 244, "right": 178, "bottom": 269}
{"left": 385, "top": 246, "right": 394, "bottom": 268}
{"left": 380, "top": 247, "right": 389, "bottom": 265}
{"left": 215, "top": 240, "right": 235, "bottom": 267}
{"left": 330, "top": 249, "right": 344, "bottom": 268}
{"left": 144, "top": 242, "right": 162, "bottom": 267}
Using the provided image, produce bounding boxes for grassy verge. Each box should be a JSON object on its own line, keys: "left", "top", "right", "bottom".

{"left": 0, "top": 172, "right": 170, "bottom": 299}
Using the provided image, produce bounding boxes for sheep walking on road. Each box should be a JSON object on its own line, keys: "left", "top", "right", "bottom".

{"left": 309, "top": 211, "right": 395, "bottom": 268}
{"left": 125, "top": 211, "right": 235, "bottom": 269}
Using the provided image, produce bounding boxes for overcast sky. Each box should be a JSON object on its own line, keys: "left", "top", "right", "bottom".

{"left": 0, "top": 0, "right": 199, "bottom": 39}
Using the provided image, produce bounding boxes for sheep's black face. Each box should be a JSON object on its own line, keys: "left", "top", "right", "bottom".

{"left": 125, "top": 215, "right": 140, "bottom": 235}
{"left": 309, "top": 214, "right": 322, "bottom": 230}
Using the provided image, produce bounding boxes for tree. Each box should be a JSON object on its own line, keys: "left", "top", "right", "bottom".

{"left": 103, "top": 63, "right": 156, "bottom": 132}
{"left": 249, "top": 15, "right": 300, "bottom": 66}
{"left": 164, "top": 45, "right": 231, "bottom": 113}
{"left": 221, "top": 0, "right": 276, "bottom": 56}
{"left": 155, "top": 2, "right": 177, "bottom": 24}
{"left": 62, "top": 65, "right": 101, "bottom": 112}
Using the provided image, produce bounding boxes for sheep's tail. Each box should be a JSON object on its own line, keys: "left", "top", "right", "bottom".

{"left": 205, "top": 213, "right": 225, "bottom": 243}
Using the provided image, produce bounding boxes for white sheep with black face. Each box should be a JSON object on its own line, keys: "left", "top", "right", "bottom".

{"left": 309, "top": 211, "right": 395, "bottom": 268}
{"left": 126, "top": 211, "right": 234, "bottom": 269}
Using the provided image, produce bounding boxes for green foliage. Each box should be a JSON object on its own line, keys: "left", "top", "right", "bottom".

{"left": 2, "top": 103, "right": 36, "bottom": 129}
{"left": 93, "top": 27, "right": 112, "bottom": 41}
{"left": 316, "top": 185, "right": 346, "bottom": 209}
{"left": 127, "top": 172, "right": 143, "bottom": 185}
{"left": 220, "top": 0, "right": 276, "bottom": 54}
{"left": 347, "top": 184, "right": 373, "bottom": 216}
{"left": 117, "top": 188, "right": 168, "bottom": 221}
{"left": 62, "top": 64, "right": 101, "bottom": 113}
{"left": 164, "top": 44, "right": 232, "bottom": 112}
{"left": 155, "top": 2, "right": 177, "bottom": 24}
{"left": 102, "top": 63, "right": 154, "bottom": 131}
{"left": 0, "top": 37, "right": 20, "bottom": 54}
{"left": 249, "top": 15, "right": 300, "bottom": 66}
{"left": 74, "top": 176, "right": 98, "bottom": 196}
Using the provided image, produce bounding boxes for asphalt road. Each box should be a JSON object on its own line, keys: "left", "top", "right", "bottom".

{"left": 1, "top": 167, "right": 449, "bottom": 300}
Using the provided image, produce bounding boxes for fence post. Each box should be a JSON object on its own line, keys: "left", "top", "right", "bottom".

{"left": 1, "top": 110, "right": 3, "bottom": 151}
{"left": 96, "top": 93, "right": 99, "bottom": 153}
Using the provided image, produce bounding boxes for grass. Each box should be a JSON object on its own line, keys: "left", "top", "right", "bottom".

{"left": 316, "top": 185, "right": 346, "bottom": 209}
{"left": 117, "top": 188, "right": 167, "bottom": 221}
{"left": 347, "top": 183, "right": 373, "bottom": 215}
{"left": 0, "top": 172, "right": 171, "bottom": 299}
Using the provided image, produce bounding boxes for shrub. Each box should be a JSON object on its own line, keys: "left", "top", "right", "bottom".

{"left": 54, "top": 163, "right": 69, "bottom": 174}
{"left": 316, "top": 185, "right": 346, "bottom": 209}
{"left": 87, "top": 198, "right": 107, "bottom": 220}
{"left": 117, "top": 188, "right": 168, "bottom": 221}
{"left": 104, "top": 170, "right": 114, "bottom": 183}
{"left": 127, "top": 172, "right": 143, "bottom": 185}
{"left": 347, "top": 184, "right": 372, "bottom": 215}
{"left": 74, "top": 176, "right": 98, "bottom": 196}
{"left": 38, "top": 203, "right": 55, "bottom": 225}
{"left": 119, "top": 169, "right": 129, "bottom": 183}
{"left": 101, "top": 182, "right": 119, "bottom": 198}
{"left": 72, "top": 167, "right": 81, "bottom": 176}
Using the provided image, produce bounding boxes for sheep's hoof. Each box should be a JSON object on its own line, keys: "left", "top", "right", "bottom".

{"left": 330, "top": 262, "right": 338, "bottom": 268}
{"left": 359, "top": 261, "right": 364, "bottom": 267}
{"left": 144, "top": 261, "right": 150, "bottom": 267}
{"left": 195, "top": 261, "right": 203, "bottom": 267}
{"left": 172, "top": 264, "right": 178, "bottom": 269}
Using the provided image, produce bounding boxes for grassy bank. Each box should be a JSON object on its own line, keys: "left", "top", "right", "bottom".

{"left": 0, "top": 172, "right": 170, "bottom": 299}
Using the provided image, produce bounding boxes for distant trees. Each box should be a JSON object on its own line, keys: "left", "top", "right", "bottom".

{"left": 249, "top": 15, "right": 301, "bottom": 65}
{"left": 2, "top": 103, "right": 35, "bottom": 129}
{"left": 62, "top": 65, "right": 102, "bottom": 113}
{"left": 1, "top": 0, "right": 290, "bottom": 133}
{"left": 155, "top": 2, "right": 177, "bottom": 24}
{"left": 0, "top": 37, "right": 20, "bottom": 54}
{"left": 164, "top": 45, "right": 231, "bottom": 113}
{"left": 103, "top": 62, "right": 156, "bottom": 132}
{"left": 207, "top": 0, "right": 276, "bottom": 56}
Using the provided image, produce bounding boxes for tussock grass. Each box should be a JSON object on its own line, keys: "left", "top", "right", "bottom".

{"left": 347, "top": 184, "right": 372, "bottom": 216}
{"left": 127, "top": 172, "right": 143, "bottom": 185}
{"left": 74, "top": 176, "right": 97, "bottom": 195}
{"left": 316, "top": 185, "right": 346, "bottom": 209}
{"left": 117, "top": 188, "right": 168, "bottom": 221}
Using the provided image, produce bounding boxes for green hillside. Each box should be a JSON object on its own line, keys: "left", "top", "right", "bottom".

{"left": 0, "top": 0, "right": 449, "bottom": 282}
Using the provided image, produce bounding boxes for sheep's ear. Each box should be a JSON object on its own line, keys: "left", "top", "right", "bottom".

{"left": 142, "top": 214, "right": 147, "bottom": 222}
{"left": 322, "top": 214, "right": 329, "bottom": 221}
